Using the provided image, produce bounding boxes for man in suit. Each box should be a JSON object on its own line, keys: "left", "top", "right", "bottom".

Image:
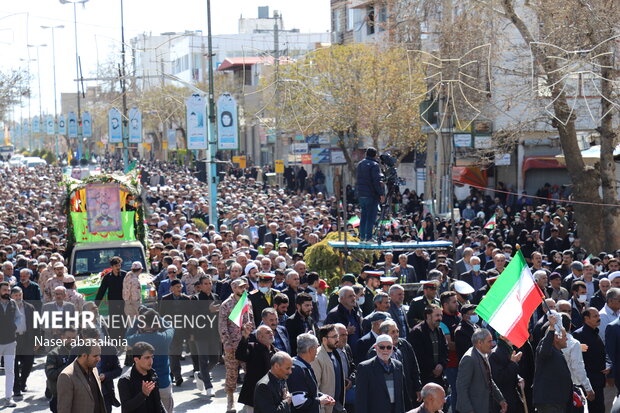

{"left": 460, "top": 256, "right": 486, "bottom": 292}
{"left": 394, "top": 254, "right": 418, "bottom": 284}
{"left": 287, "top": 333, "right": 335, "bottom": 412}
{"left": 455, "top": 247, "right": 474, "bottom": 276}
{"left": 607, "top": 316, "right": 620, "bottom": 395}
{"left": 158, "top": 279, "right": 191, "bottom": 386}
{"left": 573, "top": 308, "right": 606, "bottom": 413}
{"left": 355, "top": 334, "right": 410, "bottom": 413}
{"left": 10, "top": 286, "right": 37, "bottom": 398}
{"left": 254, "top": 351, "right": 294, "bottom": 413}
{"left": 56, "top": 344, "right": 106, "bottom": 413}
{"left": 533, "top": 314, "right": 573, "bottom": 412}
{"left": 355, "top": 311, "right": 390, "bottom": 364}
{"left": 311, "top": 324, "right": 346, "bottom": 413}
{"left": 456, "top": 328, "right": 507, "bottom": 413}
{"left": 362, "top": 292, "right": 390, "bottom": 334}
{"left": 388, "top": 284, "right": 410, "bottom": 338}
{"left": 408, "top": 382, "right": 446, "bottom": 413}
{"left": 409, "top": 304, "right": 448, "bottom": 386}
{"left": 286, "top": 293, "right": 317, "bottom": 355}
{"left": 261, "top": 307, "right": 292, "bottom": 354}
{"left": 282, "top": 271, "right": 304, "bottom": 316}
{"left": 454, "top": 304, "right": 478, "bottom": 361}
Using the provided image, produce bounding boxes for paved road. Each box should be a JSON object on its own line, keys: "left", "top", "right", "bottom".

{"left": 2, "top": 354, "right": 246, "bottom": 412}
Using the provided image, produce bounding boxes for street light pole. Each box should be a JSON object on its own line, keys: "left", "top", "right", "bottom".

{"left": 19, "top": 57, "right": 35, "bottom": 151}
{"left": 206, "top": 0, "right": 218, "bottom": 226}
{"left": 41, "top": 25, "right": 64, "bottom": 157}
{"left": 120, "top": 0, "right": 129, "bottom": 170}
{"left": 28, "top": 44, "right": 47, "bottom": 150}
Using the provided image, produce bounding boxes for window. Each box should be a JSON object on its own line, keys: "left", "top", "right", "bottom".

{"left": 377, "top": 5, "right": 388, "bottom": 32}
{"left": 367, "top": 6, "right": 375, "bottom": 35}
{"left": 346, "top": 5, "right": 355, "bottom": 31}
{"left": 332, "top": 8, "right": 343, "bottom": 34}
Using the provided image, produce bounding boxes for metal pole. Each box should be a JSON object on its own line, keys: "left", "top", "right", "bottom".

{"left": 35, "top": 47, "right": 43, "bottom": 150}
{"left": 120, "top": 0, "right": 129, "bottom": 170}
{"left": 206, "top": 0, "right": 218, "bottom": 225}
{"left": 72, "top": 2, "right": 82, "bottom": 158}
{"left": 51, "top": 28, "right": 59, "bottom": 156}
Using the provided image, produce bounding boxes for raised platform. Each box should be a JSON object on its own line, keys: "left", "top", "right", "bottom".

{"left": 327, "top": 240, "right": 453, "bottom": 251}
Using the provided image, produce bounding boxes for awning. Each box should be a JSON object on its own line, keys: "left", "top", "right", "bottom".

{"left": 452, "top": 167, "right": 488, "bottom": 187}
{"left": 555, "top": 144, "right": 620, "bottom": 166}
{"left": 217, "top": 56, "right": 292, "bottom": 71}
{"left": 522, "top": 156, "right": 565, "bottom": 174}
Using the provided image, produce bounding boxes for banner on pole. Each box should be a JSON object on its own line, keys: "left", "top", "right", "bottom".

{"left": 82, "top": 111, "right": 93, "bottom": 138}
{"left": 67, "top": 112, "right": 78, "bottom": 138}
{"left": 32, "top": 116, "right": 40, "bottom": 133}
{"left": 46, "top": 115, "right": 55, "bottom": 135}
{"left": 217, "top": 93, "right": 239, "bottom": 150}
{"left": 128, "top": 107, "right": 142, "bottom": 143}
{"left": 186, "top": 94, "right": 207, "bottom": 150}
{"left": 108, "top": 108, "right": 122, "bottom": 144}
{"left": 58, "top": 115, "right": 66, "bottom": 135}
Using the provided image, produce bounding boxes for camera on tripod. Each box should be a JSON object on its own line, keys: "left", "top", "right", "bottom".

{"left": 379, "top": 153, "right": 405, "bottom": 187}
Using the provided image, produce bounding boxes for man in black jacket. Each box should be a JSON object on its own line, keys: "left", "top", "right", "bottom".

{"left": 355, "top": 147, "right": 384, "bottom": 242}
{"left": 45, "top": 328, "right": 77, "bottom": 413}
{"left": 255, "top": 352, "right": 294, "bottom": 413}
{"left": 324, "top": 286, "right": 363, "bottom": 354}
{"left": 191, "top": 275, "right": 220, "bottom": 395}
{"left": 94, "top": 256, "right": 127, "bottom": 341}
{"left": 532, "top": 314, "right": 573, "bottom": 412}
{"left": 159, "top": 279, "right": 191, "bottom": 386}
{"left": 408, "top": 304, "right": 448, "bottom": 387}
{"left": 573, "top": 308, "right": 607, "bottom": 413}
{"left": 0, "top": 281, "right": 18, "bottom": 407}
{"left": 118, "top": 341, "right": 165, "bottom": 413}
{"left": 10, "top": 286, "right": 37, "bottom": 398}
{"left": 454, "top": 304, "right": 478, "bottom": 361}
{"left": 285, "top": 293, "right": 317, "bottom": 355}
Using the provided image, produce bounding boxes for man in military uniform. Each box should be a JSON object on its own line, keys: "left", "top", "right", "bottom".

{"left": 360, "top": 270, "right": 382, "bottom": 316}
{"left": 407, "top": 280, "right": 440, "bottom": 327}
{"left": 249, "top": 273, "right": 277, "bottom": 322}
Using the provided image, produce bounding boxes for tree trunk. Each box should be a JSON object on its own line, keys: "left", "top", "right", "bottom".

{"left": 337, "top": 129, "right": 357, "bottom": 178}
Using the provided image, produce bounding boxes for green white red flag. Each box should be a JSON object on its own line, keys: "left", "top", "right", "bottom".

{"left": 348, "top": 216, "right": 360, "bottom": 228}
{"left": 484, "top": 214, "right": 496, "bottom": 230}
{"left": 475, "top": 250, "right": 544, "bottom": 347}
{"left": 228, "top": 291, "right": 250, "bottom": 327}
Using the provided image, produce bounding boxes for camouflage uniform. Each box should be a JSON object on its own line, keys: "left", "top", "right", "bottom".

{"left": 218, "top": 294, "right": 255, "bottom": 393}
{"left": 44, "top": 276, "right": 66, "bottom": 303}
{"left": 181, "top": 271, "right": 201, "bottom": 296}
{"left": 122, "top": 272, "right": 142, "bottom": 317}
{"left": 65, "top": 288, "right": 85, "bottom": 312}
{"left": 37, "top": 268, "right": 54, "bottom": 295}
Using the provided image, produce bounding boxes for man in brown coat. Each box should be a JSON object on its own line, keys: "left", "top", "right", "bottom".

{"left": 57, "top": 344, "right": 106, "bottom": 413}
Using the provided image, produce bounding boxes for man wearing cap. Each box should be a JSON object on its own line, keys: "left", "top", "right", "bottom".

{"left": 355, "top": 311, "right": 390, "bottom": 364}
{"left": 219, "top": 277, "right": 255, "bottom": 411}
{"left": 454, "top": 304, "right": 479, "bottom": 361}
{"left": 547, "top": 272, "right": 569, "bottom": 301}
{"left": 250, "top": 272, "right": 277, "bottom": 322}
{"left": 123, "top": 262, "right": 143, "bottom": 318}
{"left": 439, "top": 291, "right": 461, "bottom": 412}
{"left": 407, "top": 280, "right": 440, "bottom": 327}
{"left": 562, "top": 260, "right": 584, "bottom": 292}
{"left": 453, "top": 280, "right": 475, "bottom": 309}
{"left": 63, "top": 274, "right": 85, "bottom": 312}
{"left": 360, "top": 270, "right": 382, "bottom": 316}
{"left": 355, "top": 334, "right": 409, "bottom": 413}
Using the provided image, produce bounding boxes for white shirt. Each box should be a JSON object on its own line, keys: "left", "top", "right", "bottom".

{"left": 562, "top": 333, "right": 592, "bottom": 392}
{"left": 599, "top": 303, "right": 619, "bottom": 341}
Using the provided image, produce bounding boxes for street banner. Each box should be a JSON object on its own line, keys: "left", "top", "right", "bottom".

{"left": 58, "top": 115, "right": 66, "bottom": 135}
{"left": 217, "top": 93, "right": 239, "bottom": 150}
{"left": 46, "top": 115, "right": 55, "bottom": 135}
{"left": 275, "top": 160, "right": 284, "bottom": 174}
{"left": 67, "top": 111, "right": 78, "bottom": 138}
{"left": 32, "top": 116, "right": 40, "bottom": 133}
{"left": 185, "top": 94, "right": 207, "bottom": 150}
{"left": 23, "top": 119, "right": 29, "bottom": 136}
{"left": 128, "top": 107, "right": 142, "bottom": 143}
{"left": 82, "top": 111, "right": 93, "bottom": 138}
{"left": 108, "top": 108, "right": 122, "bottom": 144}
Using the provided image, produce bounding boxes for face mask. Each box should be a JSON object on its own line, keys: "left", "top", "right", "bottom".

{"left": 577, "top": 294, "right": 587, "bottom": 303}
{"left": 212, "top": 274, "right": 219, "bottom": 281}
{"left": 259, "top": 286, "right": 270, "bottom": 294}
{"left": 42, "top": 232, "right": 49, "bottom": 238}
{"left": 569, "top": 237, "right": 575, "bottom": 243}
{"left": 472, "top": 264, "right": 480, "bottom": 272}
{"left": 596, "top": 265, "right": 603, "bottom": 272}
{"left": 279, "top": 262, "right": 287, "bottom": 269}
{"left": 7, "top": 253, "right": 14, "bottom": 259}
{"left": 357, "top": 296, "right": 365, "bottom": 306}
{"left": 470, "top": 314, "right": 480, "bottom": 324}
{"left": 504, "top": 253, "right": 511, "bottom": 259}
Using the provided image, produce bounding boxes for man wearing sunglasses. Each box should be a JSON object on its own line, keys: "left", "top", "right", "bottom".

{"left": 355, "top": 334, "right": 410, "bottom": 413}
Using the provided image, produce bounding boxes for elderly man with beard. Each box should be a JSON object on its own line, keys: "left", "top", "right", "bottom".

{"left": 356, "top": 334, "right": 410, "bottom": 413}
{"left": 236, "top": 324, "right": 276, "bottom": 413}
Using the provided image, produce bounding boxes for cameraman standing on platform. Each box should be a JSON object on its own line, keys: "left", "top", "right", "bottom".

{"left": 356, "top": 147, "right": 385, "bottom": 243}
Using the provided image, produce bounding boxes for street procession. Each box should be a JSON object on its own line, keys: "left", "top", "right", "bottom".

{"left": 2, "top": 1, "right": 620, "bottom": 413}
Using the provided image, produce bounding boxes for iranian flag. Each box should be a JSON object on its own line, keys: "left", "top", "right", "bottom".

{"left": 475, "top": 250, "right": 544, "bottom": 347}
{"left": 228, "top": 291, "right": 250, "bottom": 328}
{"left": 348, "top": 216, "right": 360, "bottom": 228}
{"left": 484, "top": 214, "right": 496, "bottom": 230}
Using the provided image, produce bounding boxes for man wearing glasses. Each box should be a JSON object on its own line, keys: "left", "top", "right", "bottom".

{"left": 157, "top": 265, "right": 186, "bottom": 300}
{"left": 310, "top": 325, "right": 346, "bottom": 413}
{"left": 355, "top": 334, "right": 409, "bottom": 413}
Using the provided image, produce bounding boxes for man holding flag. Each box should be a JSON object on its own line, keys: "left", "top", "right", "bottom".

{"left": 218, "top": 278, "right": 255, "bottom": 413}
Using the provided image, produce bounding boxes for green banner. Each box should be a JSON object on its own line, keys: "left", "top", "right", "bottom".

{"left": 71, "top": 211, "right": 136, "bottom": 243}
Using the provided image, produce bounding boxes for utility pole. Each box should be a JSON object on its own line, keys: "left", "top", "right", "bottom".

{"left": 41, "top": 25, "right": 64, "bottom": 157}
{"left": 273, "top": 10, "right": 281, "bottom": 178}
{"left": 206, "top": 0, "right": 218, "bottom": 225}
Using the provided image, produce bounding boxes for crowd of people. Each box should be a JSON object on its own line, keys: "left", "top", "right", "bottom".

{"left": 0, "top": 153, "right": 620, "bottom": 413}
